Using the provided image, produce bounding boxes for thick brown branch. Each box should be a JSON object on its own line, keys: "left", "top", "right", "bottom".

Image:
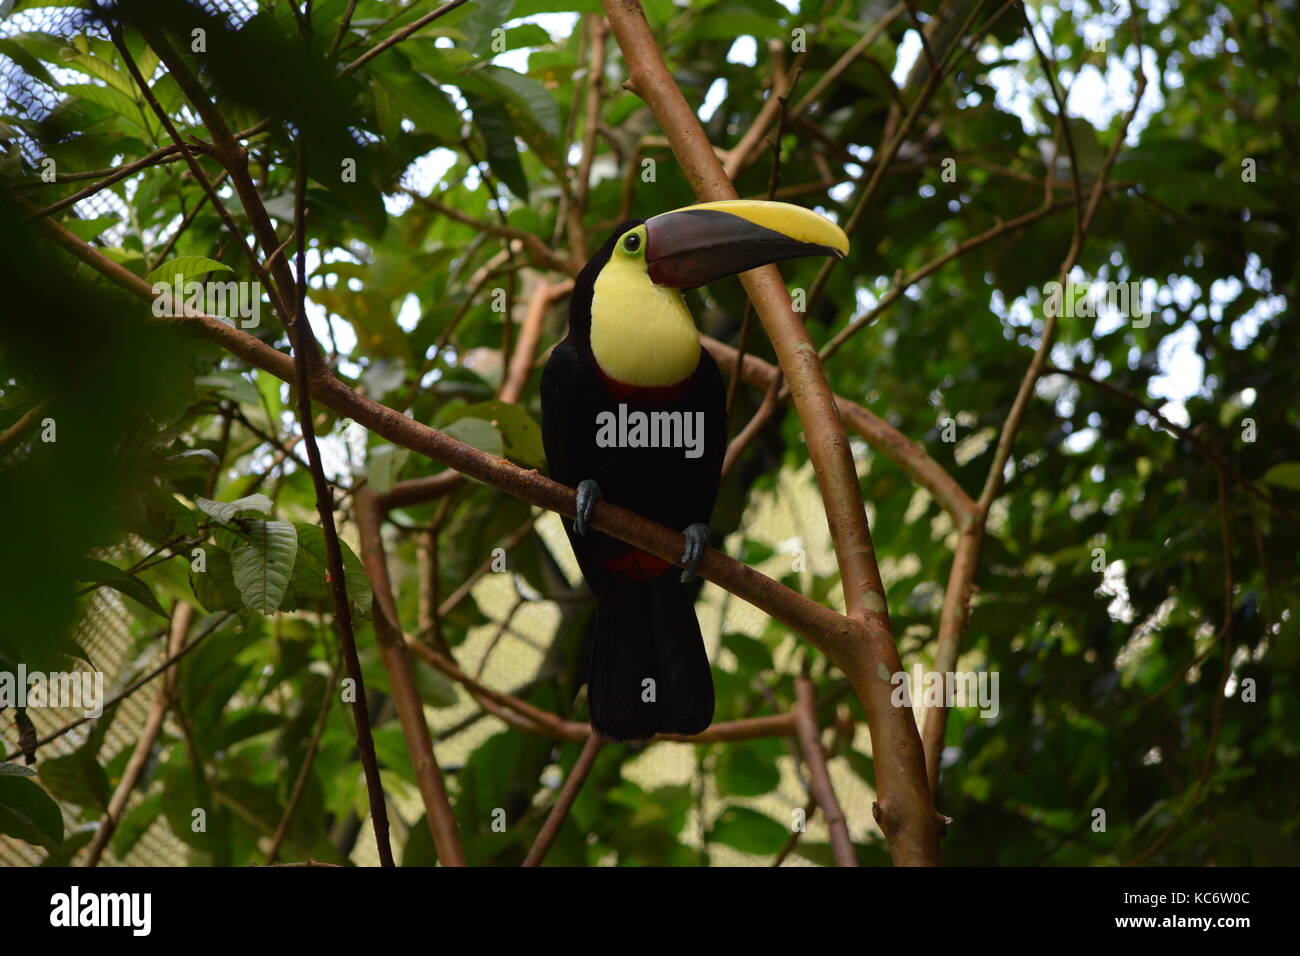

{"left": 35, "top": 210, "right": 859, "bottom": 662}
{"left": 602, "top": 0, "right": 939, "bottom": 865}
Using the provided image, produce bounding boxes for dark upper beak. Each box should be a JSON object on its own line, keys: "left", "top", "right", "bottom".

{"left": 644, "top": 200, "right": 850, "bottom": 289}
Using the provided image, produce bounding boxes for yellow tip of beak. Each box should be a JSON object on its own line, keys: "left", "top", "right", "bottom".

{"left": 663, "top": 200, "right": 849, "bottom": 256}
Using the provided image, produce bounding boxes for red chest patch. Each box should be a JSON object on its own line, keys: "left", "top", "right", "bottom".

{"left": 597, "top": 368, "right": 692, "bottom": 405}
{"left": 604, "top": 548, "right": 672, "bottom": 581}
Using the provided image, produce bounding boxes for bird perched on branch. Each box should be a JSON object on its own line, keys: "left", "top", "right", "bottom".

{"left": 542, "top": 200, "right": 849, "bottom": 740}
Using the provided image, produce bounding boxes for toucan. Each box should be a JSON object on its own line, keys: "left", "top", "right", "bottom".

{"left": 541, "top": 200, "right": 849, "bottom": 741}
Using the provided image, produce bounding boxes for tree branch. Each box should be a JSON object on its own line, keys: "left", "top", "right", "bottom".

{"left": 920, "top": 5, "right": 1148, "bottom": 790}
{"left": 280, "top": 143, "right": 395, "bottom": 865}
{"left": 83, "top": 601, "right": 193, "bottom": 866}
{"left": 789, "top": 3, "right": 906, "bottom": 121}
{"left": 793, "top": 676, "right": 856, "bottom": 866}
{"left": 340, "top": 0, "right": 472, "bottom": 77}
{"left": 355, "top": 488, "right": 466, "bottom": 865}
{"left": 521, "top": 733, "right": 603, "bottom": 866}
{"left": 3, "top": 611, "right": 233, "bottom": 763}
{"left": 0, "top": 399, "right": 51, "bottom": 458}
{"left": 408, "top": 191, "right": 576, "bottom": 276}
{"left": 704, "top": 336, "right": 977, "bottom": 524}
{"left": 601, "top": 0, "right": 940, "bottom": 865}
{"left": 264, "top": 656, "right": 339, "bottom": 865}
{"left": 34, "top": 208, "right": 858, "bottom": 674}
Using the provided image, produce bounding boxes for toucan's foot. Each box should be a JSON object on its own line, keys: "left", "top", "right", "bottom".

{"left": 574, "top": 479, "right": 602, "bottom": 536}
{"left": 680, "top": 523, "right": 710, "bottom": 583}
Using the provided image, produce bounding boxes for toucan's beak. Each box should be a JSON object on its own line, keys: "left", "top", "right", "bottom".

{"left": 644, "top": 200, "right": 849, "bottom": 289}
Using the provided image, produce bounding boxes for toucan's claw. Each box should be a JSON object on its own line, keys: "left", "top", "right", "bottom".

{"left": 680, "top": 523, "right": 710, "bottom": 583}
{"left": 575, "top": 479, "right": 602, "bottom": 536}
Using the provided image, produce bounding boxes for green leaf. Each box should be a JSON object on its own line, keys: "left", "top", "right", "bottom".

{"left": 715, "top": 740, "right": 782, "bottom": 797}
{"left": 366, "top": 443, "right": 410, "bottom": 495}
{"left": 257, "top": 369, "right": 283, "bottom": 421}
{"left": 209, "top": 709, "right": 284, "bottom": 749}
{"left": 41, "top": 826, "right": 94, "bottom": 866}
{"left": 373, "top": 69, "right": 462, "bottom": 144}
{"left": 1260, "top": 462, "right": 1300, "bottom": 491}
{"left": 58, "top": 82, "right": 146, "bottom": 128}
{"left": 709, "top": 806, "right": 788, "bottom": 855}
{"left": 0, "top": 37, "right": 57, "bottom": 86}
{"left": 0, "top": 762, "right": 36, "bottom": 777}
{"left": 112, "top": 793, "right": 162, "bottom": 859}
{"left": 195, "top": 493, "right": 275, "bottom": 524}
{"left": 443, "top": 415, "right": 506, "bottom": 458}
{"left": 37, "top": 749, "right": 109, "bottom": 812}
{"left": 459, "top": 0, "right": 516, "bottom": 52}
{"left": 0, "top": 776, "right": 64, "bottom": 849}
{"left": 74, "top": 558, "right": 168, "bottom": 619}
{"left": 58, "top": 50, "right": 135, "bottom": 95}
{"left": 60, "top": 216, "right": 119, "bottom": 241}
{"left": 190, "top": 546, "right": 244, "bottom": 613}
{"left": 288, "top": 523, "right": 373, "bottom": 618}
{"left": 442, "top": 400, "right": 544, "bottom": 467}
{"left": 721, "top": 632, "right": 774, "bottom": 674}
{"left": 473, "top": 65, "right": 561, "bottom": 164}
{"left": 465, "top": 91, "right": 529, "bottom": 201}
{"left": 195, "top": 371, "right": 261, "bottom": 407}
{"left": 503, "top": 23, "right": 553, "bottom": 50}
{"left": 414, "top": 660, "right": 459, "bottom": 708}
{"left": 145, "top": 256, "right": 233, "bottom": 289}
{"left": 230, "top": 520, "right": 299, "bottom": 613}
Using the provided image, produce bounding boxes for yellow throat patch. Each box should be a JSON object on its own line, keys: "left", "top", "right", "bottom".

{"left": 589, "top": 229, "right": 701, "bottom": 387}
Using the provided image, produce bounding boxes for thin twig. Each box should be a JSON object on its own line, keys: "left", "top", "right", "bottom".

{"left": 83, "top": 602, "right": 193, "bottom": 866}
{"left": 521, "top": 733, "right": 603, "bottom": 866}
{"left": 921, "top": 4, "right": 1149, "bottom": 790}
{"left": 3, "top": 612, "right": 233, "bottom": 763}
{"left": 793, "top": 677, "right": 857, "bottom": 866}
{"left": 287, "top": 141, "right": 395, "bottom": 866}
{"left": 264, "top": 657, "right": 340, "bottom": 864}
{"left": 0, "top": 399, "right": 51, "bottom": 457}
{"left": 341, "top": 0, "right": 472, "bottom": 76}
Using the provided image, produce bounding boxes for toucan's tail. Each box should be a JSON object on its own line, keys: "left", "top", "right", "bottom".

{"left": 588, "top": 574, "right": 714, "bottom": 741}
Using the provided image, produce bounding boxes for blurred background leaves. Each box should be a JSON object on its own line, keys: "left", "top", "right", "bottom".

{"left": 0, "top": 0, "right": 1296, "bottom": 866}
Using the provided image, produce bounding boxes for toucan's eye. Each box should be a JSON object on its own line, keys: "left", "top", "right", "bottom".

{"left": 623, "top": 233, "right": 641, "bottom": 253}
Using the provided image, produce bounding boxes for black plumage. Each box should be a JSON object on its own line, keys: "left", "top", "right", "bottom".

{"left": 541, "top": 222, "right": 725, "bottom": 741}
